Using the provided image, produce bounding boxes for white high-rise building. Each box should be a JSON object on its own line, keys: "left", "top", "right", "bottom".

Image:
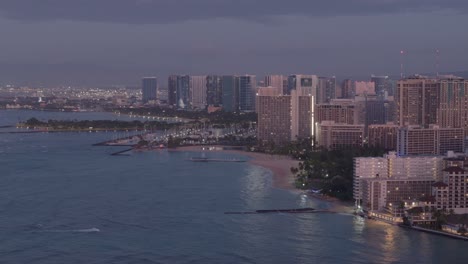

{"left": 353, "top": 156, "right": 388, "bottom": 201}
{"left": 354, "top": 152, "right": 444, "bottom": 206}
{"left": 190, "top": 76, "right": 207, "bottom": 110}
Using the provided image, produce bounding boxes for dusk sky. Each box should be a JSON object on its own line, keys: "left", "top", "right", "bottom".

{"left": 0, "top": 0, "right": 467, "bottom": 86}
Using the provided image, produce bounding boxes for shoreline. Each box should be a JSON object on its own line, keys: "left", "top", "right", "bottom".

{"left": 169, "top": 145, "right": 299, "bottom": 191}
{"left": 169, "top": 145, "right": 354, "bottom": 213}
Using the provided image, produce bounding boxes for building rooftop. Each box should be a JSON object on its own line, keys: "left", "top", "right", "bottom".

{"left": 442, "top": 167, "right": 466, "bottom": 173}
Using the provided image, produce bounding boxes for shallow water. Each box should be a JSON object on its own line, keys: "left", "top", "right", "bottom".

{"left": 0, "top": 110, "right": 466, "bottom": 263}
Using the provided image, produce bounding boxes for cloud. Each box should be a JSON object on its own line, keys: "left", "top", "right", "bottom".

{"left": 0, "top": 0, "right": 466, "bottom": 24}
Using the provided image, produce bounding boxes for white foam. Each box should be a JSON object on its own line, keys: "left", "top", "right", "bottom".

{"left": 75, "top": 227, "right": 100, "bottom": 233}
{"left": 35, "top": 227, "right": 100, "bottom": 233}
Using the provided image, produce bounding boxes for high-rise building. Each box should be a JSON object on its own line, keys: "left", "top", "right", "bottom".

{"left": 315, "top": 102, "right": 357, "bottom": 125}
{"left": 433, "top": 167, "right": 468, "bottom": 214}
{"left": 368, "top": 123, "right": 398, "bottom": 150}
{"left": 222, "top": 75, "right": 238, "bottom": 112}
{"left": 316, "top": 121, "right": 364, "bottom": 150}
{"left": 206, "top": 75, "right": 223, "bottom": 107}
{"left": 341, "top": 79, "right": 355, "bottom": 99}
{"left": 371, "top": 75, "right": 390, "bottom": 99}
{"left": 293, "top": 92, "right": 314, "bottom": 140}
{"left": 437, "top": 77, "right": 468, "bottom": 131}
{"left": 176, "top": 75, "right": 191, "bottom": 109}
{"left": 353, "top": 94, "right": 396, "bottom": 136}
{"left": 265, "top": 75, "right": 285, "bottom": 95}
{"left": 168, "top": 75, "right": 178, "bottom": 107}
{"left": 257, "top": 95, "right": 292, "bottom": 146}
{"left": 142, "top": 77, "right": 158, "bottom": 103}
{"left": 287, "top": 74, "right": 318, "bottom": 97}
{"left": 354, "top": 81, "right": 375, "bottom": 96}
{"left": 317, "top": 76, "right": 336, "bottom": 104}
{"left": 396, "top": 76, "right": 439, "bottom": 127}
{"left": 397, "top": 125, "right": 464, "bottom": 156}
{"left": 354, "top": 152, "right": 444, "bottom": 210}
{"left": 387, "top": 79, "right": 397, "bottom": 97}
{"left": 256, "top": 91, "right": 314, "bottom": 145}
{"left": 190, "top": 76, "right": 207, "bottom": 110}
{"left": 238, "top": 75, "right": 256, "bottom": 112}
{"left": 365, "top": 98, "right": 395, "bottom": 126}
{"left": 362, "top": 178, "right": 435, "bottom": 217}
{"left": 257, "top": 86, "right": 282, "bottom": 96}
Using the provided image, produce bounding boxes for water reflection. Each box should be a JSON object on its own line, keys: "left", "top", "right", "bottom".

{"left": 299, "top": 193, "right": 308, "bottom": 207}
{"left": 381, "top": 226, "right": 399, "bottom": 263}
{"left": 352, "top": 215, "right": 365, "bottom": 236}
{"left": 240, "top": 165, "right": 271, "bottom": 209}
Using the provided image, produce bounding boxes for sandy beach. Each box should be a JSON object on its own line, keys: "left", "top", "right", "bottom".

{"left": 169, "top": 145, "right": 299, "bottom": 190}
{"left": 169, "top": 145, "right": 354, "bottom": 213}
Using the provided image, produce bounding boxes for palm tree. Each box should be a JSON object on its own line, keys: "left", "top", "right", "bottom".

{"left": 432, "top": 209, "right": 448, "bottom": 229}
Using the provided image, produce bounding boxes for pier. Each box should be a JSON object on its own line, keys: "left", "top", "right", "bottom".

{"left": 224, "top": 208, "right": 335, "bottom": 214}
{"left": 92, "top": 132, "right": 149, "bottom": 146}
{"left": 110, "top": 148, "right": 133, "bottom": 156}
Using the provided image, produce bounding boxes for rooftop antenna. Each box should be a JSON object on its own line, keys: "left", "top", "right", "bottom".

{"left": 400, "top": 50, "right": 405, "bottom": 79}
{"left": 435, "top": 48, "right": 440, "bottom": 78}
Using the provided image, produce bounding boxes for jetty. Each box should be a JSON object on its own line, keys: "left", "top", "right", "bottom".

{"left": 93, "top": 132, "right": 148, "bottom": 146}
{"left": 0, "top": 130, "right": 47, "bottom": 134}
{"left": 224, "top": 208, "right": 334, "bottom": 215}
{"left": 110, "top": 148, "right": 133, "bottom": 156}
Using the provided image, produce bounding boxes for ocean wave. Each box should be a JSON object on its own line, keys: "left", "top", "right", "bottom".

{"left": 31, "top": 226, "right": 100, "bottom": 233}
{"left": 98, "top": 217, "right": 149, "bottom": 230}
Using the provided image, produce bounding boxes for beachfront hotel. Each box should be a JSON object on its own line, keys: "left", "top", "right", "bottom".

{"left": 362, "top": 178, "right": 435, "bottom": 222}
{"left": 256, "top": 87, "right": 315, "bottom": 146}
{"left": 355, "top": 151, "right": 468, "bottom": 221}
{"left": 256, "top": 95, "right": 292, "bottom": 146}
{"left": 354, "top": 152, "right": 444, "bottom": 211}
{"left": 316, "top": 121, "right": 364, "bottom": 150}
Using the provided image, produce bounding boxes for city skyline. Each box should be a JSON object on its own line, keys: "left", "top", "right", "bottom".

{"left": 0, "top": 0, "right": 467, "bottom": 86}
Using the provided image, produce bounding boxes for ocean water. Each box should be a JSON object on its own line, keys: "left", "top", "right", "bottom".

{"left": 0, "top": 110, "right": 467, "bottom": 263}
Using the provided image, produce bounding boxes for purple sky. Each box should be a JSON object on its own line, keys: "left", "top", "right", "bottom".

{"left": 0, "top": 0, "right": 467, "bottom": 86}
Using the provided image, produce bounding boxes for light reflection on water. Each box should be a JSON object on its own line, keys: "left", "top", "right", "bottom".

{"left": 1, "top": 110, "right": 467, "bottom": 263}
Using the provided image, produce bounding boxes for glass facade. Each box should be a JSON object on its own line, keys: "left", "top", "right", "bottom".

{"left": 142, "top": 77, "right": 158, "bottom": 103}
{"left": 206, "top": 75, "right": 223, "bottom": 107}
{"left": 176, "top": 75, "right": 191, "bottom": 109}
{"left": 238, "top": 75, "right": 256, "bottom": 112}
{"left": 222, "top": 75, "right": 238, "bottom": 112}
